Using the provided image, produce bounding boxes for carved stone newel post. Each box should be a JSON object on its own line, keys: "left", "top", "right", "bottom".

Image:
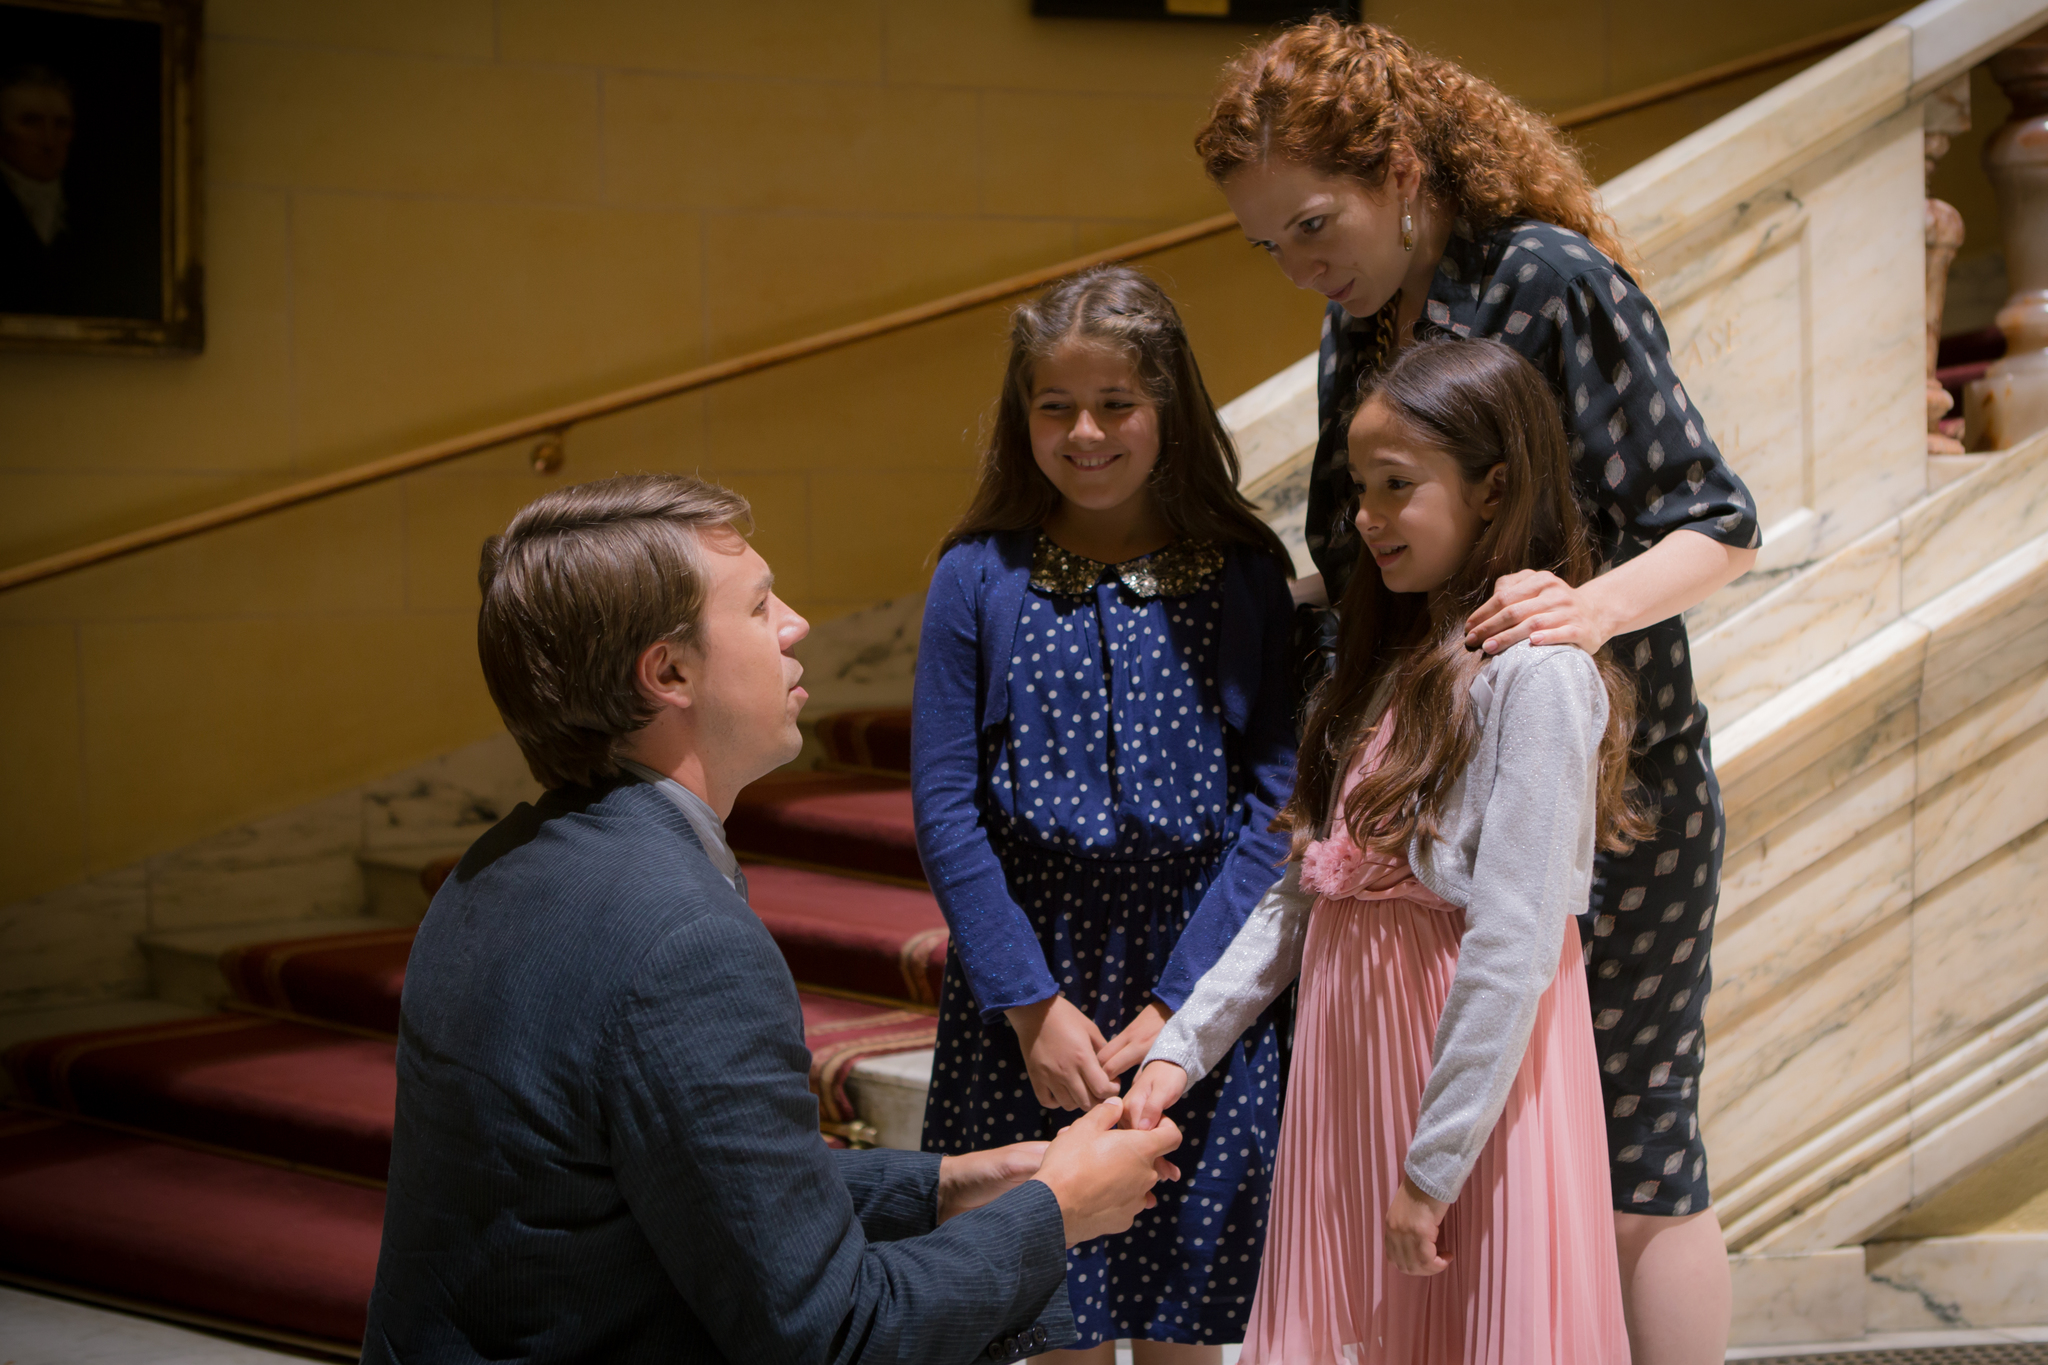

{"left": 1925, "top": 79, "right": 1971, "bottom": 454}
{"left": 1967, "top": 29, "right": 2048, "bottom": 449}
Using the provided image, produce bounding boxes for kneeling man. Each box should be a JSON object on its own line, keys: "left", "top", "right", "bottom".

{"left": 363, "top": 475, "right": 1180, "bottom": 1363}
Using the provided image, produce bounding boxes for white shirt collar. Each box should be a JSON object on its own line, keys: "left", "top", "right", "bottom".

{"left": 0, "top": 162, "right": 64, "bottom": 245}
{"left": 618, "top": 760, "right": 741, "bottom": 892}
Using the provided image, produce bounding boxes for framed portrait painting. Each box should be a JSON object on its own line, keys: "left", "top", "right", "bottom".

{"left": 1030, "top": 1, "right": 1353, "bottom": 21}
{"left": 0, "top": 0, "right": 200, "bottom": 355}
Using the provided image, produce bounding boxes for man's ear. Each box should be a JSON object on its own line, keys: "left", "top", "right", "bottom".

{"left": 1477, "top": 463, "right": 1508, "bottom": 523}
{"left": 633, "top": 637, "right": 695, "bottom": 715}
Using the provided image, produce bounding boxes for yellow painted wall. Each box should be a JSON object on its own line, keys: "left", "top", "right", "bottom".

{"left": 0, "top": 0, "right": 1959, "bottom": 906}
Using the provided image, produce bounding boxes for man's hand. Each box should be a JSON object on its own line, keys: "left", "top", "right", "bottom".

{"left": 1007, "top": 995, "right": 1118, "bottom": 1111}
{"left": 937, "top": 1141, "right": 1048, "bottom": 1224}
{"left": 1384, "top": 1173, "right": 1451, "bottom": 1276}
{"left": 1033, "top": 1097, "right": 1182, "bottom": 1247}
{"left": 1097, "top": 1000, "right": 1170, "bottom": 1079}
{"left": 1120, "top": 1060, "right": 1187, "bottom": 1132}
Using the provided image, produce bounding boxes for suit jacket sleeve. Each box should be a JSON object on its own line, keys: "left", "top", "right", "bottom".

{"left": 600, "top": 910, "right": 1073, "bottom": 1364}
{"left": 831, "top": 1147, "right": 938, "bottom": 1243}
{"left": 912, "top": 546, "right": 1061, "bottom": 1019}
{"left": 1150, "top": 552, "right": 1301, "bottom": 1011}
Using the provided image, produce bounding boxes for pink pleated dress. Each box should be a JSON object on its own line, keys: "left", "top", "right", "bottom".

{"left": 1244, "top": 725, "right": 1629, "bottom": 1365}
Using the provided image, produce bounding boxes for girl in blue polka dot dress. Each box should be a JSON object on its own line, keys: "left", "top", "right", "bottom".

{"left": 912, "top": 265, "right": 1300, "bottom": 1363}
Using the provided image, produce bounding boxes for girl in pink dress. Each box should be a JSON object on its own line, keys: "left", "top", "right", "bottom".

{"left": 1126, "top": 338, "right": 1653, "bottom": 1364}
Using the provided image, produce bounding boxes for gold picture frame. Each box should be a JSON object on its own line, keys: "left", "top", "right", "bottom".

{"left": 0, "top": 0, "right": 201, "bottom": 355}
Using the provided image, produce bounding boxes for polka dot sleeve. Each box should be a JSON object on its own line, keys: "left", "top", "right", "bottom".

{"left": 911, "top": 547, "right": 1062, "bottom": 1019}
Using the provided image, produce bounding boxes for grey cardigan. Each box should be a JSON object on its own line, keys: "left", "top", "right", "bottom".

{"left": 1143, "top": 640, "right": 1607, "bottom": 1204}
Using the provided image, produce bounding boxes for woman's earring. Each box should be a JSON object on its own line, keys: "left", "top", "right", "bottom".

{"left": 1401, "top": 202, "right": 1415, "bottom": 253}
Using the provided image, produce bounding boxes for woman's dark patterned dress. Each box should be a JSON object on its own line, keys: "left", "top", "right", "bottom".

{"left": 921, "top": 537, "right": 1287, "bottom": 1347}
{"left": 1309, "top": 219, "right": 1761, "bottom": 1218}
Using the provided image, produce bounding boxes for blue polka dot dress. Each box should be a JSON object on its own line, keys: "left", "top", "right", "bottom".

{"left": 920, "top": 535, "right": 1287, "bottom": 1349}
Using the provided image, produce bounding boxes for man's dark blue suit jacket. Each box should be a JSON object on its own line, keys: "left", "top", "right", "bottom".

{"left": 361, "top": 779, "right": 1074, "bottom": 1363}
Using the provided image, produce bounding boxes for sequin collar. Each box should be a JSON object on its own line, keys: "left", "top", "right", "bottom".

{"left": 1030, "top": 533, "right": 1224, "bottom": 599}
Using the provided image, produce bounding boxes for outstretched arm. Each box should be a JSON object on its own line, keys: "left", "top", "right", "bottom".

{"left": 1148, "top": 556, "right": 1303, "bottom": 1012}
{"left": 605, "top": 914, "right": 1074, "bottom": 1365}
{"left": 1139, "top": 864, "right": 1313, "bottom": 1088}
{"left": 1467, "top": 529, "right": 1755, "bottom": 654}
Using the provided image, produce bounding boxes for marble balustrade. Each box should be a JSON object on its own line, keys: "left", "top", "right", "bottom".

{"left": 1693, "top": 427, "right": 2048, "bottom": 1251}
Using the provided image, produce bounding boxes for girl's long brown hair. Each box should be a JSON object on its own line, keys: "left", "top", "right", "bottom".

{"left": 1283, "top": 339, "right": 1653, "bottom": 858}
{"left": 942, "top": 264, "right": 1292, "bottom": 571}
{"left": 1196, "top": 18, "right": 1634, "bottom": 272}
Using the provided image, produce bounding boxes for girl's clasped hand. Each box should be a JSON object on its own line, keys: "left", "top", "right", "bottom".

{"left": 1008, "top": 993, "right": 1116, "bottom": 1112}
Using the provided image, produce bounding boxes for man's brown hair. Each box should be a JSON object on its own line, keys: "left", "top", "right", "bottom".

{"left": 477, "top": 473, "right": 752, "bottom": 790}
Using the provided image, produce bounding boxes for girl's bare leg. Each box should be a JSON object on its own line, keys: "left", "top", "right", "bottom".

{"left": 1045, "top": 1342, "right": 1223, "bottom": 1364}
{"left": 1131, "top": 1341, "right": 1223, "bottom": 1364}
{"left": 1614, "top": 1208, "right": 1732, "bottom": 1365}
{"left": 1043, "top": 1344, "right": 1115, "bottom": 1364}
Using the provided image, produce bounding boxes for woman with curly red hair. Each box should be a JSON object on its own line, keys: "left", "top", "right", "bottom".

{"left": 1147, "top": 18, "right": 1760, "bottom": 1364}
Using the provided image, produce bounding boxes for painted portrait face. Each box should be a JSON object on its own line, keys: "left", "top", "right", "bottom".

{"left": 1348, "top": 395, "right": 1501, "bottom": 598}
{"left": 0, "top": 79, "right": 76, "bottom": 183}
{"left": 1027, "top": 340, "right": 1163, "bottom": 525}
{"left": 1222, "top": 158, "right": 1415, "bottom": 320}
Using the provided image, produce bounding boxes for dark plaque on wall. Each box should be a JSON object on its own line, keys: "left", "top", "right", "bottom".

{"left": 0, "top": 0, "right": 202, "bottom": 355}
{"left": 1031, "top": 1, "right": 1355, "bottom": 22}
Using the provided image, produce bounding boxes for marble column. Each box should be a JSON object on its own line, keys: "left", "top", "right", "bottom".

{"left": 1925, "top": 79, "right": 1971, "bottom": 456}
{"left": 1966, "top": 29, "right": 2048, "bottom": 450}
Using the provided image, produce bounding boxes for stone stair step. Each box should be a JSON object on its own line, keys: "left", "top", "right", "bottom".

{"left": 355, "top": 845, "right": 473, "bottom": 923}
{"left": 844, "top": 1048, "right": 934, "bottom": 1153}
{"left": 139, "top": 918, "right": 396, "bottom": 1012}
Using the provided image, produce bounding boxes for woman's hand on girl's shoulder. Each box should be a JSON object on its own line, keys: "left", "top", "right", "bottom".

{"left": 1385, "top": 1173, "right": 1452, "bottom": 1277}
{"left": 1097, "top": 1000, "right": 1171, "bottom": 1080}
{"left": 1006, "top": 994, "right": 1120, "bottom": 1112}
{"left": 1464, "top": 569, "right": 1613, "bottom": 655}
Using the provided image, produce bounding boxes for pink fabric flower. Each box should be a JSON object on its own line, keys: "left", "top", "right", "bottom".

{"left": 1301, "top": 832, "right": 1370, "bottom": 901}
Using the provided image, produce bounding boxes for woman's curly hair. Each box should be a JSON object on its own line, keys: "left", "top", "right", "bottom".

{"left": 1196, "top": 18, "right": 1634, "bottom": 272}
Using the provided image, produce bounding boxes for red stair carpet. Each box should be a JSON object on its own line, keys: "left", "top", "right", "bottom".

{"left": 749, "top": 862, "right": 948, "bottom": 1006}
{"left": 221, "top": 925, "right": 412, "bottom": 1034}
{"left": 814, "top": 707, "right": 913, "bottom": 776}
{"left": 0, "top": 1112, "right": 381, "bottom": 1355}
{"left": 6, "top": 1014, "right": 396, "bottom": 1181}
{"left": 727, "top": 771, "right": 923, "bottom": 883}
